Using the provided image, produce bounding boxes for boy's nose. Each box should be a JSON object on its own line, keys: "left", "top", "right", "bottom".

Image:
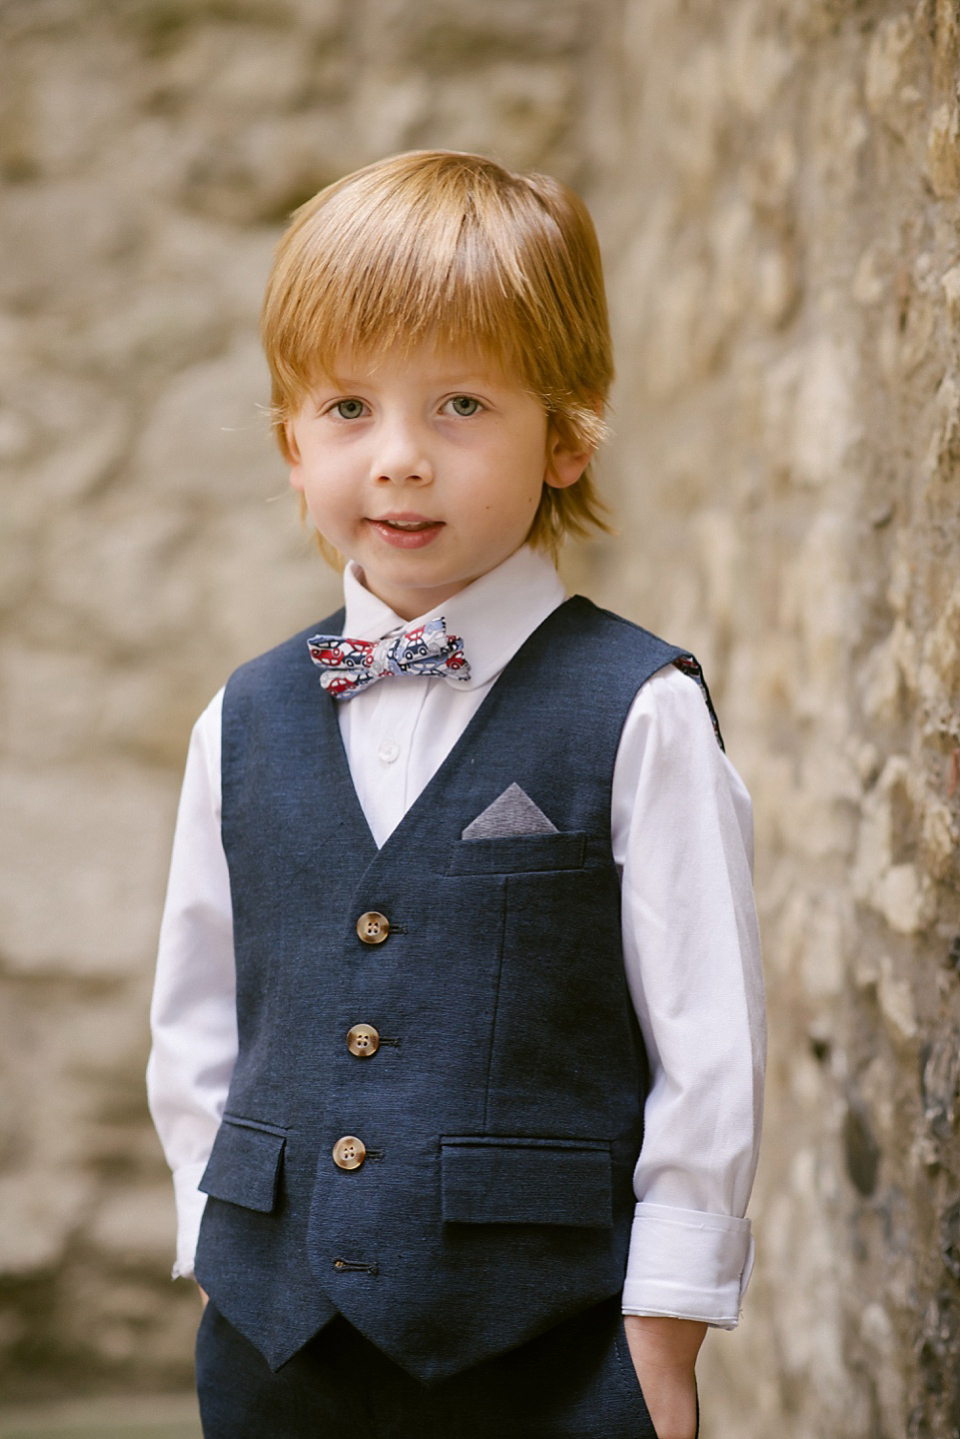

{"left": 370, "top": 420, "right": 434, "bottom": 486}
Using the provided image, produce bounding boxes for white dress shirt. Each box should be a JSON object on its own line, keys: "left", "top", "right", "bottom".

{"left": 148, "top": 544, "right": 765, "bottom": 1327}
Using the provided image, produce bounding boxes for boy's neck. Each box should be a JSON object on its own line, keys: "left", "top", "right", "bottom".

{"left": 353, "top": 569, "right": 472, "bottom": 623}
{"left": 351, "top": 544, "right": 537, "bottom": 624}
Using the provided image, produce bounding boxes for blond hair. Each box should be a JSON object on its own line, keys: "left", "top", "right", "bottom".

{"left": 261, "top": 150, "right": 613, "bottom": 557}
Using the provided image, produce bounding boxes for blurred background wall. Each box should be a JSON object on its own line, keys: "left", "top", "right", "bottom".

{"left": 1, "top": 1, "right": 959, "bottom": 1435}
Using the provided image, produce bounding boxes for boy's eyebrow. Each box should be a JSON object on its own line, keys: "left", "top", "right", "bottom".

{"left": 312, "top": 370, "right": 512, "bottom": 392}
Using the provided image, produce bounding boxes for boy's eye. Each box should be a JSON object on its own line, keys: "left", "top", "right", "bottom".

{"left": 334, "top": 398, "right": 366, "bottom": 419}
{"left": 447, "top": 395, "right": 480, "bottom": 417}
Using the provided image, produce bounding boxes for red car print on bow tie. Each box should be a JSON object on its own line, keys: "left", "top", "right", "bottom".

{"left": 307, "top": 617, "right": 472, "bottom": 700}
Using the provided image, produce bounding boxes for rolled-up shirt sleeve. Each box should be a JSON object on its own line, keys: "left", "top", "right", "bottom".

{"left": 613, "top": 664, "right": 766, "bottom": 1327}
{"left": 146, "top": 689, "right": 237, "bottom": 1280}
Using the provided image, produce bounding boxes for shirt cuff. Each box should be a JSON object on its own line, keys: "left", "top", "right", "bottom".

{"left": 621, "top": 1202, "right": 755, "bottom": 1328}
{"left": 171, "top": 1162, "right": 209, "bottom": 1280}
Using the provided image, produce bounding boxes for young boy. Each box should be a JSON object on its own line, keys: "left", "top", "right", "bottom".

{"left": 148, "top": 150, "right": 765, "bottom": 1439}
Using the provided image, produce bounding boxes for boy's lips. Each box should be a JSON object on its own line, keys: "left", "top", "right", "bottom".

{"left": 366, "top": 514, "right": 445, "bottom": 549}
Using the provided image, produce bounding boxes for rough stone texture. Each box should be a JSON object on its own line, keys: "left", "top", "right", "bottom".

{"left": 0, "top": 0, "right": 958, "bottom": 1432}
{"left": 586, "top": 4, "right": 960, "bottom": 1435}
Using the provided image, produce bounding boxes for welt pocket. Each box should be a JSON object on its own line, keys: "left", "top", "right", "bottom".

{"left": 446, "top": 831, "right": 587, "bottom": 875}
{"left": 440, "top": 1136, "right": 612, "bottom": 1227}
{"left": 198, "top": 1113, "right": 287, "bottom": 1213}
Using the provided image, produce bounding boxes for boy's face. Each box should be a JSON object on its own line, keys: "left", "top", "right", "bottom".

{"left": 285, "top": 343, "right": 590, "bottom": 620}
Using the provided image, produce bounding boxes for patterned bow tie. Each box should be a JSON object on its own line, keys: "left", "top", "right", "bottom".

{"left": 307, "top": 616, "right": 471, "bottom": 699}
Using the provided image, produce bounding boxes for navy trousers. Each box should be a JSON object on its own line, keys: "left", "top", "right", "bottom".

{"left": 196, "top": 1296, "right": 659, "bottom": 1438}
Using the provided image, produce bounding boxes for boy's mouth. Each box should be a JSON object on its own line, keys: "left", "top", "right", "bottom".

{"left": 367, "top": 513, "right": 445, "bottom": 548}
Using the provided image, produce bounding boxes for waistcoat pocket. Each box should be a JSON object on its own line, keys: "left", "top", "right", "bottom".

{"left": 198, "top": 1114, "right": 287, "bottom": 1213}
{"left": 446, "top": 831, "right": 587, "bottom": 874}
{"left": 440, "top": 1136, "right": 612, "bottom": 1227}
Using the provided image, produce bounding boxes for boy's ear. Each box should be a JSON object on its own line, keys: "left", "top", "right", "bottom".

{"left": 544, "top": 429, "right": 594, "bottom": 490}
{"left": 284, "top": 419, "right": 305, "bottom": 490}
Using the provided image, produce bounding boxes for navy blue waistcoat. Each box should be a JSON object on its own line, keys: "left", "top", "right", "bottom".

{"left": 195, "top": 597, "right": 692, "bottom": 1381}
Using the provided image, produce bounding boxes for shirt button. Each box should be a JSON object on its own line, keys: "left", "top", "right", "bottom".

{"left": 357, "top": 912, "right": 390, "bottom": 944}
{"left": 378, "top": 739, "right": 400, "bottom": 764}
{"left": 332, "top": 1136, "right": 366, "bottom": 1170}
{"left": 346, "top": 1024, "right": 380, "bottom": 1058}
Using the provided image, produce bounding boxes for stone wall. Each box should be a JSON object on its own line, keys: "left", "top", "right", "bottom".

{"left": 587, "top": 3, "right": 960, "bottom": 1435}
{"left": 1, "top": 1, "right": 958, "bottom": 1434}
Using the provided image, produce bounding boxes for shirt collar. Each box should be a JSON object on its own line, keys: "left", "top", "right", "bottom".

{"left": 341, "top": 545, "right": 567, "bottom": 690}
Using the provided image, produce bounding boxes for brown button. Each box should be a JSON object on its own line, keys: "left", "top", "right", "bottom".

{"left": 347, "top": 1024, "right": 380, "bottom": 1058}
{"left": 332, "top": 1136, "right": 366, "bottom": 1170}
{"left": 357, "top": 911, "right": 390, "bottom": 944}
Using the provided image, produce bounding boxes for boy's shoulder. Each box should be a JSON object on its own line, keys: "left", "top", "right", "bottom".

{"left": 225, "top": 596, "right": 690, "bottom": 685}
{"left": 554, "top": 595, "right": 689, "bottom": 670}
{"left": 225, "top": 606, "right": 345, "bottom": 699}
{"left": 221, "top": 595, "right": 696, "bottom": 712}
{"left": 556, "top": 597, "right": 722, "bottom": 745}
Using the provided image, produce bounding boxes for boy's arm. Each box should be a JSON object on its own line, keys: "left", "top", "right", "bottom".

{"left": 624, "top": 1316, "right": 705, "bottom": 1439}
{"left": 147, "top": 690, "right": 238, "bottom": 1280}
{"left": 611, "top": 665, "right": 765, "bottom": 1410}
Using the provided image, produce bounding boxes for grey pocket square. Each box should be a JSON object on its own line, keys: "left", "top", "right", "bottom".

{"left": 461, "top": 783, "right": 559, "bottom": 840}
